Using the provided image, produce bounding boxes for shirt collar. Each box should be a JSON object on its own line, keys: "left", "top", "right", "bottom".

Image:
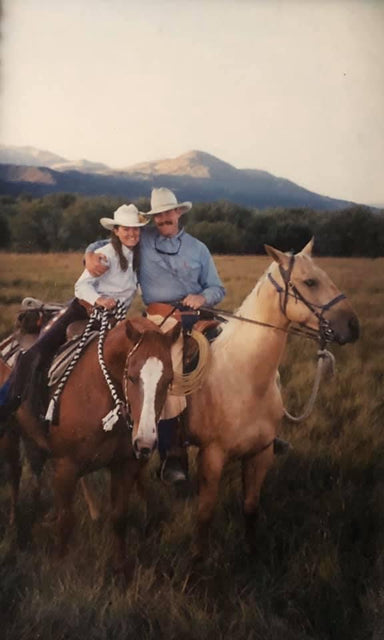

{"left": 155, "top": 227, "right": 185, "bottom": 248}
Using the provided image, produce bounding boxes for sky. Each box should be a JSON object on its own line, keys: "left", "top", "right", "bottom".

{"left": 1, "top": 0, "right": 384, "bottom": 205}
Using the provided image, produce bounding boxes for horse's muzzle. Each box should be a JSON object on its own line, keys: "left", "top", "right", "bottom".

{"left": 133, "top": 438, "right": 157, "bottom": 460}
{"left": 334, "top": 313, "right": 360, "bottom": 345}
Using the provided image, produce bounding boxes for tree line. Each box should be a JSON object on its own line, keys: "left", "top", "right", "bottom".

{"left": 0, "top": 193, "right": 383, "bottom": 256}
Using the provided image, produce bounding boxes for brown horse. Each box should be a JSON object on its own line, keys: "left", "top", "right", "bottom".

{"left": 0, "top": 301, "right": 63, "bottom": 525}
{"left": 0, "top": 359, "right": 22, "bottom": 526}
{"left": 186, "top": 240, "right": 359, "bottom": 553}
{"left": 12, "top": 315, "right": 179, "bottom": 571}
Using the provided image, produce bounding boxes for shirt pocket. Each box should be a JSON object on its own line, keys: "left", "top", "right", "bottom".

{"left": 175, "top": 256, "right": 202, "bottom": 282}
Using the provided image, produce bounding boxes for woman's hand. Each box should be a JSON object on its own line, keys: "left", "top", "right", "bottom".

{"left": 95, "top": 296, "right": 117, "bottom": 310}
{"left": 85, "top": 253, "right": 109, "bottom": 277}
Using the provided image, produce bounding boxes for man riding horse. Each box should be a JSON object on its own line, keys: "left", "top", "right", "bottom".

{"left": 85, "top": 188, "right": 226, "bottom": 482}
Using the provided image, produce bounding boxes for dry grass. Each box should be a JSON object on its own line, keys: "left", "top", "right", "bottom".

{"left": 0, "top": 252, "right": 383, "bottom": 640}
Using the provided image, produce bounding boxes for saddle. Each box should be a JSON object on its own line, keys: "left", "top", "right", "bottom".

{"left": 47, "top": 313, "right": 108, "bottom": 388}
{"left": 47, "top": 330, "right": 98, "bottom": 387}
{"left": 0, "top": 297, "right": 63, "bottom": 367}
{"left": 145, "top": 302, "right": 222, "bottom": 374}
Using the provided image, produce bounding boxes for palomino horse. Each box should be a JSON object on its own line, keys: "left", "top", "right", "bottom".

{"left": 186, "top": 239, "right": 359, "bottom": 552}
{"left": 13, "top": 315, "right": 180, "bottom": 571}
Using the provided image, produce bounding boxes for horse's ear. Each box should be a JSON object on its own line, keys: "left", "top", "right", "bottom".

{"left": 264, "top": 244, "right": 291, "bottom": 268}
{"left": 164, "top": 322, "right": 181, "bottom": 346}
{"left": 300, "top": 236, "right": 314, "bottom": 256}
{"left": 125, "top": 319, "right": 142, "bottom": 344}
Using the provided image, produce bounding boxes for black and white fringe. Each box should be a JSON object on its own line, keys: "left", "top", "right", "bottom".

{"left": 97, "top": 302, "right": 128, "bottom": 431}
{"left": 45, "top": 301, "right": 127, "bottom": 430}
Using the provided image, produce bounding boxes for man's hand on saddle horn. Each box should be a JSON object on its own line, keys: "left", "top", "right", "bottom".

{"left": 85, "top": 252, "right": 109, "bottom": 277}
{"left": 182, "top": 294, "right": 206, "bottom": 310}
{"left": 95, "top": 296, "right": 117, "bottom": 310}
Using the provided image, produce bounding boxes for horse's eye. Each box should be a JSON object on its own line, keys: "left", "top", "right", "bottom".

{"left": 128, "top": 375, "right": 138, "bottom": 384}
{"left": 304, "top": 278, "right": 317, "bottom": 288}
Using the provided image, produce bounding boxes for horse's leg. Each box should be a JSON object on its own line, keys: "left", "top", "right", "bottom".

{"left": 80, "top": 476, "right": 101, "bottom": 521}
{"left": 109, "top": 459, "right": 140, "bottom": 578}
{"left": 195, "top": 445, "right": 225, "bottom": 556}
{"left": 52, "top": 457, "right": 78, "bottom": 555}
{"left": 23, "top": 436, "right": 48, "bottom": 509}
{"left": 241, "top": 444, "right": 274, "bottom": 551}
{"left": 1, "top": 431, "right": 21, "bottom": 526}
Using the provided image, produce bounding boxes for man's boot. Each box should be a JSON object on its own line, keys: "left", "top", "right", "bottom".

{"left": 157, "top": 416, "right": 188, "bottom": 484}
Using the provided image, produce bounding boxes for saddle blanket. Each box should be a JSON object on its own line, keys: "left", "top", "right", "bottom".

{"left": 48, "top": 331, "right": 98, "bottom": 386}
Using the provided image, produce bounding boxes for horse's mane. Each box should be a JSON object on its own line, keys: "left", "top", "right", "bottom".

{"left": 212, "top": 266, "right": 271, "bottom": 351}
{"left": 127, "top": 315, "right": 162, "bottom": 334}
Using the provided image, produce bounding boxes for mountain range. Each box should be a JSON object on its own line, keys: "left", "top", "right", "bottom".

{"left": 0, "top": 145, "right": 356, "bottom": 210}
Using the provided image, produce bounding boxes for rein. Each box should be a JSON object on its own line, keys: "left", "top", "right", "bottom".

{"left": 121, "top": 334, "right": 145, "bottom": 428}
{"left": 97, "top": 302, "right": 128, "bottom": 431}
{"left": 199, "top": 306, "right": 320, "bottom": 342}
{"left": 282, "top": 348, "right": 335, "bottom": 422}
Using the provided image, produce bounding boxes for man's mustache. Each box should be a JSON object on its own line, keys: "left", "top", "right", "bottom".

{"left": 157, "top": 220, "right": 173, "bottom": 227}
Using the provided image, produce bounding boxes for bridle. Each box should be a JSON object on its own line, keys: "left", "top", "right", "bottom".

{"left": 122, "top": 334, "right": 144, "bottom": 420}
{"left": 267, "top": 253, "right": 346, "bottom": 347}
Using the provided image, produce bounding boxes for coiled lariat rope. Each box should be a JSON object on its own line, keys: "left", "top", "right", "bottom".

{"left": 46, "top": 301, "right": 127, "bottom": 428}
{"left": 282, "top": 348, "right": 335, "bottom": 422}
{"left": 168, "top": 330, "right": 212, "bottom": 396}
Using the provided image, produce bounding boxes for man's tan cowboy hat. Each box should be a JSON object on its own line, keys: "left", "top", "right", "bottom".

{"left": 100, "top": 204, "right": 149, "bottom": 230}
{"left": 145, "top": 187, "right": 192, "bottom": 216}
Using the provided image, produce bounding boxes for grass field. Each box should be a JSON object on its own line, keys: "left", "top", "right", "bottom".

{"left": 0, "top": 252, "right": 383, "bottom": 640}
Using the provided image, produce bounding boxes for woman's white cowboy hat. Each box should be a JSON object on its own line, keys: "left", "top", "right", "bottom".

{"left": 100, "top": 204, "right": 149, "bottom": 230}
{"left": 146, "top": 187, "right": 192, "bottom": 216}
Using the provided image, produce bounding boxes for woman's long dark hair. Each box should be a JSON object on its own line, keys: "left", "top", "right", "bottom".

{"left": 111, "top": 229, "right": 140, "bottom": 273}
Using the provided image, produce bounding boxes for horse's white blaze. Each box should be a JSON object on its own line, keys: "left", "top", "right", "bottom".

{"left": 136, "top": 356, "right": 164, "bottom": 447}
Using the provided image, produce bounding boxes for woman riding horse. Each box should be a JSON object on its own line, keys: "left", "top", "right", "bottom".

{"left": 0, "top": 203, "right": 148, "bottom": 427}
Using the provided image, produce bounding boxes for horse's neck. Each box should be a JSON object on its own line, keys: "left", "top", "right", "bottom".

{"left": 213, "top": 276, "right": 288, "bottom": 378}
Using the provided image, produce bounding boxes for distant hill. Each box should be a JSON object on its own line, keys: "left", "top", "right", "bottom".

{"left": 0, "top": 144, "right": 68, "bottom": 168}
{"left": 0, "top": 146, "right": 356, "bottom": 210}
{"left": 125, "top": 150, "right": 236, "bottom": 179}
{"left": 0, "top": 145, "right": 111, "bottom": 174}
